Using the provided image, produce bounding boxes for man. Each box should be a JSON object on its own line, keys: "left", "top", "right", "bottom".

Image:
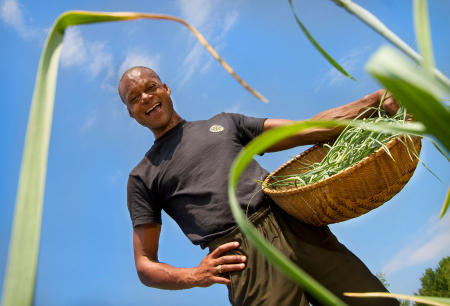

{"left": 119, "top": 66, "right": 398, "bottom": 306}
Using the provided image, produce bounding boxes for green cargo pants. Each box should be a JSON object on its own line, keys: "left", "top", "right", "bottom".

{"left": 207, "top": 201, "right": 398, "bottom": 306}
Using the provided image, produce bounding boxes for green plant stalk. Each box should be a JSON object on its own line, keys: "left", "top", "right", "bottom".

{"left": 228, "top": 119, "right": 424, "bottom": 306}
{"left": 1, "top": 21, "right": 63, "bottom": 306}
{"left": 2, "top": 11, "right": 266, "bottom": 306}
{"left": 413, "top": 0, "right": 435, "bottom": 72}
{"left": 288, "top": 0, "right": 355, "bottom": 80}
{"left": 330, "top": 0, "right": 450, "bottom": 88}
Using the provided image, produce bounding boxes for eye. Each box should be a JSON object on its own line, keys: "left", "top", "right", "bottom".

{"left": 129, "top": 96, "right": 139, "bottom": 104}
{"left": 145, "top": 84, "right": 157, "bottom": 93}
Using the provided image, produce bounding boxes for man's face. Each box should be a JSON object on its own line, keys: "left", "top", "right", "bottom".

{"left": 119, "top": 68, "right": 174, "bottom": 133}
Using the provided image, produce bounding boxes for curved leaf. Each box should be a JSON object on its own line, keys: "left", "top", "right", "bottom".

{"left": 228, "top": 119, "right": 424, "bottom": 306}
{"left": 331, "top": 0, "right": 450, "bottom": 88}
{"left": 366, "top": 45, "right": 450, "bottom": 153}
{"left": 288, "top": 0, "right": 355, "bottom": 80}
{"left": 344, "top": 292, "right": 450, "bottom": 306}
{"left": 441, "top": 187, "right": 450, "bottom": 218}
{"left": 1, "top": 10, "right": 266, "bottom": 306}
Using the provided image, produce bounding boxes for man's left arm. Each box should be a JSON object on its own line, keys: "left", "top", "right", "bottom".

{"left": 263, "top": 89, "right": 398, "bottom": 152}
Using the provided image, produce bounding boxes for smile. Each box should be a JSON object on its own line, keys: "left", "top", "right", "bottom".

{"left": 145, "top": 103, "right": 161, "bottom": 115}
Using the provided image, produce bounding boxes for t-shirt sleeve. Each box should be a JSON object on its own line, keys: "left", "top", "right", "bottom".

{"left": 127, "top": 175, "right": 162, "bottom": 227}
{"left": 227, "top": 113, "right": 266, "bottom": 146}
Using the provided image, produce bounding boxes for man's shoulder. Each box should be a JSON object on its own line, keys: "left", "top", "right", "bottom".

{"left": 129, "top": 155, "right": 152, "bottom": 178}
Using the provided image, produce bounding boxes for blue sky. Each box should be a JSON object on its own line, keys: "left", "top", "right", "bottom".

{"left": 0, "top": 0, "right": 449, "bottom": 305}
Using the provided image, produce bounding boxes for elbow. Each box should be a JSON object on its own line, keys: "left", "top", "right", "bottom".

{"left": 136, "top": 261, "right": 159, "bottom": 288}
{"left": 137, "top": 267, "right": 158, "bottom": 288}
{"left": 137, "top": 269, "right": 152, "bottom": 287}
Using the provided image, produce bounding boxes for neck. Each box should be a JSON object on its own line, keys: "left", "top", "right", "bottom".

{"left": 152, "top": 112, "right": 183, "bottom": 139}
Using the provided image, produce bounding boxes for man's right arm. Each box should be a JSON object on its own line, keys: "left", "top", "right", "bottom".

{"left": 133, "top": 223, "right": 247, "bottom": 290}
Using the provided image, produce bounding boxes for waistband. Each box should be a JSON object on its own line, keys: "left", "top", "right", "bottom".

{"left": 206, "top": 205, "right": 272, "bottom": 251}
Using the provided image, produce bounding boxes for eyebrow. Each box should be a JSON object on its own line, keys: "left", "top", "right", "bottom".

{"left": 126, "top": 80, "right": 147, "bottom": 100}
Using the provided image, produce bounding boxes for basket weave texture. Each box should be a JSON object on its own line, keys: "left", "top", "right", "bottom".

{"left": 262, "top": 136, "right": 422, "bottom": 226}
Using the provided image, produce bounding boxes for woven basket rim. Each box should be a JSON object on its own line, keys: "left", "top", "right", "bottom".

{"left": 262, "top": 136, "right": 421, "bottom": 196}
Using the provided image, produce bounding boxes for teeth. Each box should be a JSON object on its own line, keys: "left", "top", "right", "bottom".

{"left": 146, "top": 103, "right": 160, "bottom": 114}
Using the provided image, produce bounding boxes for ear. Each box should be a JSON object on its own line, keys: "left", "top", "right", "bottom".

{"left": 128, "top": 108, "right": 135, "bottom": 118}
{"left": 162, "top": 83, "right": 171, "bottom": 95}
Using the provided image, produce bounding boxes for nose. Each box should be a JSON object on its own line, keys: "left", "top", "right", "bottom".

{"left": 140, "top": 92, "right": 154, "bottom": 104}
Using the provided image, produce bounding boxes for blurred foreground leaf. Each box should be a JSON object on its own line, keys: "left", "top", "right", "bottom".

{"left": 331, "top": 0, "right": 450, "bottom": 88}
{"left": 441, "top": 188, "right": 450, "bottom": 218}
{"left": 413, "top": 0, "right": 435, "bottom": 71}
{"left": 344, "top": 292, "right": 450, "bottom": 306}
{"left": 228, "top": 119, "right": 423, "bottom": 306}
{"left": 366, "top": 46, "right": 450, "bottom": 153}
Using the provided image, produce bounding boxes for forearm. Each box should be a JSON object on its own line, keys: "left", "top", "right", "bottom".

{"left": 311, "top": 91, "right": 380, "bottom": 121}
{"left": 136, "top": 257, "right": 199, "bottom": 290}
{"left": 264, "top": 91, "right": 382, "bottom": 152}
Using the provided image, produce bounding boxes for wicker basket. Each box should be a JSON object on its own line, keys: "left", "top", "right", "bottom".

{"left": 262, "top": 136, "right": 422, "bottom": 226}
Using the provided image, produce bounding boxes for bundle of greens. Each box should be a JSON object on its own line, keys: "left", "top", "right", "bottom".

{"left": 267, "top": 105, "right": 414, "bottom": 190}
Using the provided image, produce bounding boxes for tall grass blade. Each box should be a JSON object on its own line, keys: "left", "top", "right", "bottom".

{"left": 366, "top": 46, "right": 450, "bottom": 152}
{"left": 2, "top": 10, "right": 267, "bottom": 306}
{"left": 1, "top": 21, "right": 64, "bottom": 306}
{"left": 228, "top": 119, "right": 423, "bottom": 306}
{"left": 330, "top": 0, "right": 450, "bottom": 88}
{"left": 288, "top": 0, "right": 355, "bottom": 80}
{"left": 413, "top": 0, "right": 435, "bottom": 71}
{"left": 441, "top": 187, "right": 449, "bottom": 218}
{"left": 343, "top": 292, "right": 450, "bottom": 306}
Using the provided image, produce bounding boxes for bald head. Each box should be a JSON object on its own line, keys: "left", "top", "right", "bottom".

{"left": 118, "top": 66, "right": 162, "bottom": 103}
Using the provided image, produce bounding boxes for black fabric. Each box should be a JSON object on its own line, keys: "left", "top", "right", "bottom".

{"left": 127, "top": 113, "right": 268, "bottom": 246}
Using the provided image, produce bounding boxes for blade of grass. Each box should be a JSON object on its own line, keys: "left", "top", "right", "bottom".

{"left": 343, "top": 292, "right": 450, "bottom": 306}
{"left": 288, "top": 0, "right": 355, "bottom": 80}
{"left": 441, "top": 187, "right": 449, "bottom": 218}
{"left": 413, "top": 0, "right": 435, "bottom": 71}
{"left": 366, "top": 45, "right": 450, "bottom": 153}
{"left": 57, "top": 11, "right": 268, "bottom": 102}
{"left": 228, "top": 119, "right": 424, "bottom": 306}
{"left": 330, "top": 0, "right": 450, "bottom": 88}
{"left": 1, "top": 10, "right": 267, "bottom": 306}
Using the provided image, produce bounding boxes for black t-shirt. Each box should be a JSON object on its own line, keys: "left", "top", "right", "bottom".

{"left": 127, "top": 113, "right": 269, "bottom": 246}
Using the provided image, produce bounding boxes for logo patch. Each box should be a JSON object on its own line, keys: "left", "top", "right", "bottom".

{"left": 209, "top": 125, "right": 224, "bottom": 133}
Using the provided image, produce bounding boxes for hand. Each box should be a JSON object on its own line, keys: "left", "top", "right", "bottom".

{"left": 192, "top": 241, "right": 246, "bottom": 287}
{"left": 375, "top": 89, "right": 399, "bottom": 116}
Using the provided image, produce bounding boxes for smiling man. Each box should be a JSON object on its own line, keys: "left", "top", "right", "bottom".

{"left": 119, "top": 66, "right": 398, "bottom": 306}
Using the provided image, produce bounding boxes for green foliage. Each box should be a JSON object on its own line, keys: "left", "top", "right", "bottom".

{"left": 376, "top": 272, "right": 390, "bottom": 289}
{"left": 416, "top": 257, "right": 450, "bottom": 302}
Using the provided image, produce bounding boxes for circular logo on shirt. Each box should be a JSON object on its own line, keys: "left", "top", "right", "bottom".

{"left": 209, "top": 125, "right": 224, "bottom": 133}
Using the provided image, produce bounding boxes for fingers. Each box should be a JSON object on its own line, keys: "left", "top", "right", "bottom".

{"left": 216, "top": 263, "right": 245, "bottom": 274}
{"left": 210, "top": 241, "right": 240, "bottom": 258}
{"left": 212, "top": 276, "right": 231, "bottom": 285}
{"left": 216, "top": 255, "right": 247, "bottom": 265}
{"left": 380, "top": 92, "right": 399, "bottom": 116}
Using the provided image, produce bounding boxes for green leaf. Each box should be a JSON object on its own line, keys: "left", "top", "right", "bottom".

{"left": 331, "top": 0, "right": 450, "bottom": 88}
{"left": 343, "top": 292, "right": 450, "bottom": 306}
{"left": 2, "top": 11, "right": 266, "bottom": 306}
{"left": 288, "top": 0, "right": 355, "bottom": 80}
{"left": 413, "top": 0, "right": 435, "bottom": 71}
{"left": 441, "top": 187, "right": 450, "bottom": 218}
{"left": 228, "top": 119, "right": 423, "bottom": 306}
{"left": 366, "top": 45, "right": 450, "bottom": 153}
